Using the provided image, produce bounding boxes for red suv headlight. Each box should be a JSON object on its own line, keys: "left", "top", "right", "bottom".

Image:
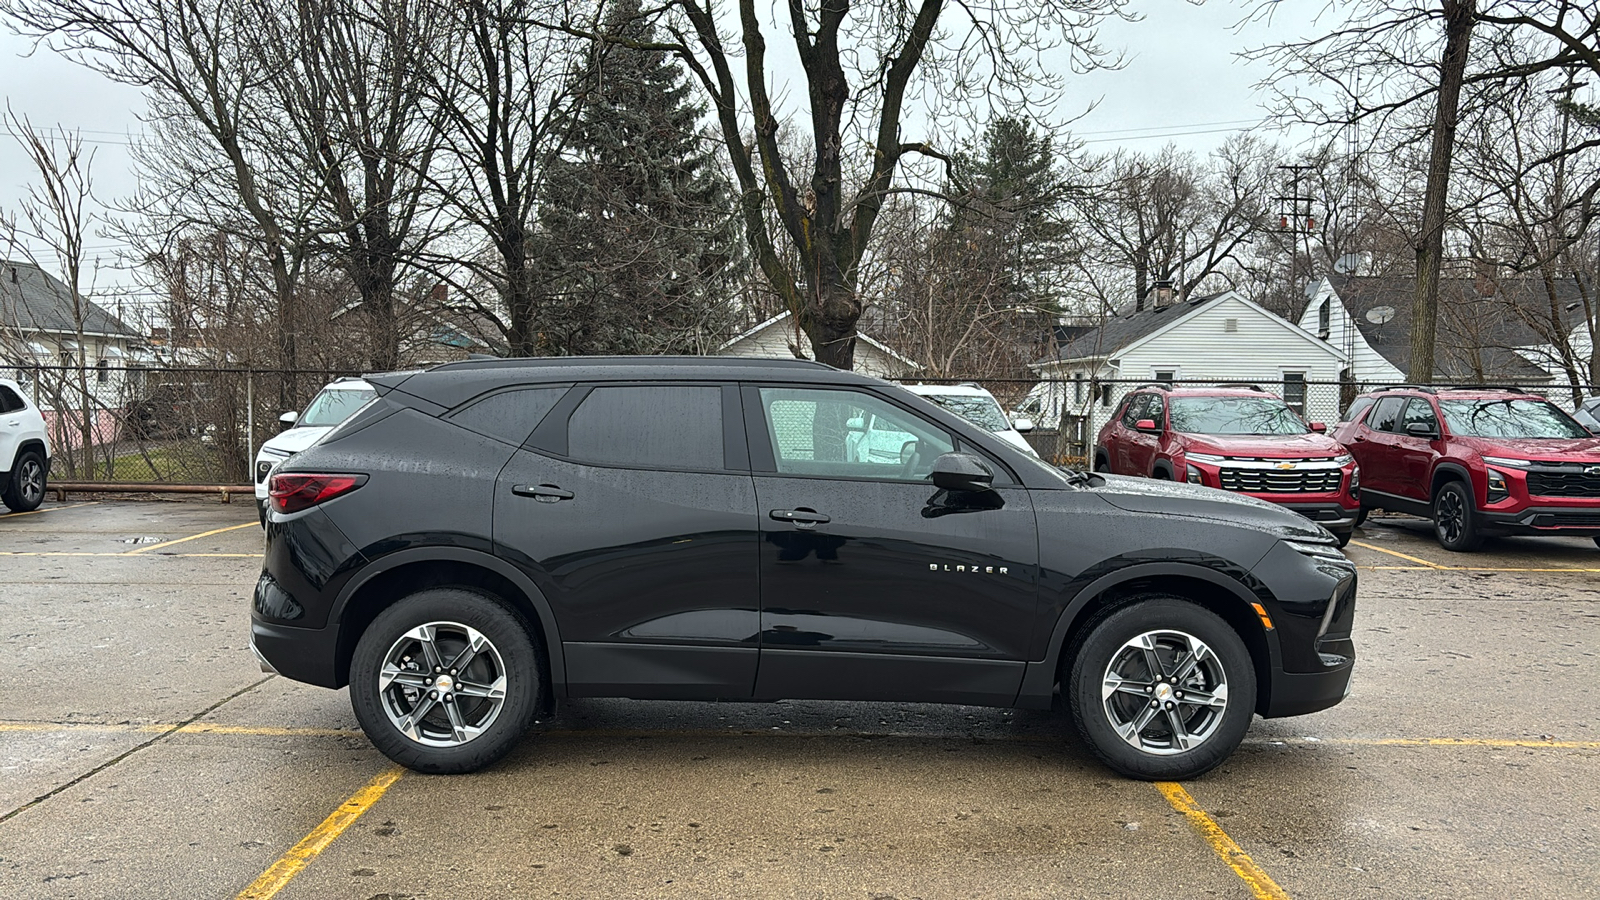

{"left": 268, "top": 473, "right": 367, "bottom": 513}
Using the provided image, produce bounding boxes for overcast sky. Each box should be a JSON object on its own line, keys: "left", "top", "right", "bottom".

{"left": 0, "top": 0, "right": 1327, "bottom": 298}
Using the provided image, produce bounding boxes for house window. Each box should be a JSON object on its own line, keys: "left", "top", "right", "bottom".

{"left": 1153, "top": 370, "right": 1176, "bottom": 385}
{"left": 1100, "top": 384, "right": 1113, "bottom": 407}
{"left": 1282, "top": 372, "right": 1307, "bottom": 415}
{"left": 1317, "top": 300, "right": 1330, "bottom": 338}
{"left": 1073, "top": 373, "right": 1084, "bottom": 404}
{"left": 97, "top": 359, "right": 110, "bottom": 384}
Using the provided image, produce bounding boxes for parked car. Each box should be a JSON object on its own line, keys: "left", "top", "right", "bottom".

{"left": 1335, "top": 386, "right": 1600, "bottom": 551}
{"left": 253, "top": 357, "right": 1356, "bottom": 780}
{"left": 903, "top": 383, "right": 1040, "bottom": 456}
{"left": 253, "top": 378, "right": 376, "bottom": 526}
{"left": 0, "top": 377, "right": 50, "bottom": 513}
{"left": 1573, "top": 396, "right": 1600, "bottom": 434}
{"left": 1093, "top": 385, "right": 1361, "bottom": 546}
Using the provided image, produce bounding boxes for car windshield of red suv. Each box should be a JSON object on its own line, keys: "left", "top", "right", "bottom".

{"left": 1168, "top": 397, "right": 1310, "bottom": 435}
{"left": 1438, "top": 398, "right": 1591, "bottom": 439}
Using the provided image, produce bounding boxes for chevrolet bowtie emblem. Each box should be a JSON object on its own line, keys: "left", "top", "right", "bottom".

{"left": 1275, "top": 462, "right": 1296, "bottom": 470}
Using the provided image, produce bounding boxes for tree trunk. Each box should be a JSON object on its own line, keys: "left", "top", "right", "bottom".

{"left": 798, "top": 279, "right": 861, "bottom": 370}
{"left": 1409, "top": 0, "right": 1476, "bottom": 383}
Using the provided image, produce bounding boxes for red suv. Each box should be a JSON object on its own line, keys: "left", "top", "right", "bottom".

{"left": 1335, "top": 386, "right": 1600, "bottom": 551}
{"left": 1094, "top": 385, "right": 1361, "bottom": 545}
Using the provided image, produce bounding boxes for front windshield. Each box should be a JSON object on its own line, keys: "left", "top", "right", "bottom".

{"left": 920, "top": 393, "right": 1010, "bottom": 432}
{"left": 1167, "top": 397, "right": 1309, "bottom": 435}
{"left": 299, "top": 384, "right": 377, "bottom": 427}
{"left": 1438, "top": 398, "right": 1590, "bottom": 439}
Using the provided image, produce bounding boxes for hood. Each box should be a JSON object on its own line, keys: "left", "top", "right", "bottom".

{"left": 258, "top": 425, "right": 335, "bottom": 457}
{"left": 1091, "top": 474, "right": 1332, "bottom": 541}
{"left": 1179, "top": 432, "right": 1346, "bottom": 458}
{"left": 1454, "top": 435, "right": 1600, "bottom": 461}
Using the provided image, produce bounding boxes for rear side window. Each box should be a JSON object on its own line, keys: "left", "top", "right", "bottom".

{"left": 1341, "top": 396, "right": 1375, "bottom": 423}
{"left": 567, "top": 385, "right": 723, "bottom": 470}
{"left": 1368, "top": 396, "right": 1406, "bottom": 433}
{"left": 0, "top": 386, "right": 22, "bottom": 413}
{"left": 450, "top": 387, "right": 567, "bottom": 446}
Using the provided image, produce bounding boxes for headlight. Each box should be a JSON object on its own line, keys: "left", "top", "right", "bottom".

{"left": 1284, "top": 539, "right": 1346, "bottom": 561}
{"left": 1486, "top": 469, "right": 1509, "bottom": 502}
{"left": 1330, "top": 453, "right": 1354, "bottom": 465}
{"left": 1482, "top": 456, "right": 1530, "bottom": 467}
{"left": 1186, "top": 452, "right": 1225, "bottom": 463}
{"left": 1348, "top": 466, "right": 1360, "bottom": 496}
{"left": 1186, "top": 465, "right": 1203, "bottom": 484}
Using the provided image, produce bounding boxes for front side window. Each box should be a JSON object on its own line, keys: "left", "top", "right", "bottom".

{"left": 1399, "top": 398, "right": 1439, "bottom": 435}
{"left": 1342, "top": 396, "right": 1375, "bottom": 423}
{"left": 300, "top": 385, "right": 379, "bottom": 427}
{"left": 1120, "top": 393, "right": 1148, "bottom": 427}
{"left": 1168, "top": 396, "right": 1309, "bottom": 435}
{"left": 0, "top": 386, "right": 22, "bottom": 413}
{"left": 759, "top": 387, "right": 953, "bottom": 481}
{"left": 567, "top": 385, "right": 724, "bottom": 470}
{"left": 1438, "top": 398, "right": 1590, "bottom": 439}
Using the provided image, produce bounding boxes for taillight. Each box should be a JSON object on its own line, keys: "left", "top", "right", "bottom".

{"left": 268, "top": 473, "right": 367, "bottom": 513}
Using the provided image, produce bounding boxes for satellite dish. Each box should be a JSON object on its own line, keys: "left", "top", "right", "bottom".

{"left": 1366, "top": 305, "right": 1396, "bottom": 325}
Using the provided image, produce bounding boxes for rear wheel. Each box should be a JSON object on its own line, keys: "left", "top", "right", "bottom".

{"left": 1432, "top": 480, "right": 1483, "bottom": 552}
{"left": 1067, "top": 596, "right": 1256, "bottom": 780}
{"left": 350, "top": 588, "right": 544, "bottom": 774}
{"left": 1, "top": 449, "right": 46, "bottom": 513}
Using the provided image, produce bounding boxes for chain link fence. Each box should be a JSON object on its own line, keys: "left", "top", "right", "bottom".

{"left": 891, "top": 376, "right": 1600, "bottom": 468}
{"left": 1, "top": 363, "right": 360, "bottom": 486}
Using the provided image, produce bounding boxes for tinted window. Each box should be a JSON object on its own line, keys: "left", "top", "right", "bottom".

{"left": 568, "top": 385, "right": 723, "bottom": 470}
{"left": 451, "top": 387, "right": 567, "bottom": 446}
{"left": 1368, "top": 397, "right": 1406, "bottom": 433}
{"left": 1341, "top": 396, "right": 1375, "bottom": 423}
{"left": 1438, "top": 398, "right": 1591, "bottom": 439}
{"left": 1399, "top": 398, "right": 1439, "bottom": 435}
{"left": 0, "top": 386, "right": 21, "bottom": 414}
{"left": 1121, "top": 393, "right": 1148, "bottom": 427}
{"left": 759, "top": 387, "right": 953, "bottom": 481}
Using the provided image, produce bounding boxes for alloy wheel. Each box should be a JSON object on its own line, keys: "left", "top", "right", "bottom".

{"left": 1436, "top": 490, "right": 1465, "bottom": 544}
{"left": 377, "top": 621, "right": 509, "bottom": 748}
{"left": 1100, "top": 630, "right": 1229, "bottom": 755}
{"left": 18, "top": 458, "right": 44, "bottom": 505}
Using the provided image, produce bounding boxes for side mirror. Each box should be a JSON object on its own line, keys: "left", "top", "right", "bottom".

{"left": 1309, "top": 422, "right": 1328, "bottom": 433}
{"left": 1405, "top": 421, "right": 1438, "bottom": 438}
{"left": 278, "top": 411, "right": 299, "bottom": 427}
{"left": 1134, "top": 418, "right": 1161, "bottom": 433}
{"left": 930, "top": 452, "right": 994, "bottom": 492}
{"left": 846, "top": 417, "right": 865, "bottom": 431}
{"left": 1012, "top": 417, "right": 1035, "bottom": 433}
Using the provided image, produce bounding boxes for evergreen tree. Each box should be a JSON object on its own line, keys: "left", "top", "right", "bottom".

{"left": 537, "top": 0, "right": 740, "bottom": 355}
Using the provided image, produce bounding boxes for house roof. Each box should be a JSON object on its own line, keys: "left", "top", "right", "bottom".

{"left": 1045, "top": 293, "right": 1230, "bottom": 365}
{"left": 717, "top": 309, "right": 916, "bottom": 368}
{"left": 0, "top": 260, "right": 140, "bottom": 340}
{"left": 1322, "top": 274, "right": 1582, "bottom": 382}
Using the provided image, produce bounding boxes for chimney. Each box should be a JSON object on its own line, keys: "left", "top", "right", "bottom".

{"left": 1153, "top": 279, "right": 1175, "bottom": 309}
{"left": 1474, "top": 260, "right": 1498, "bottom": 297}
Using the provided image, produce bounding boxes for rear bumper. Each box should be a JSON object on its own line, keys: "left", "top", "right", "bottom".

{"left": 251, "top": 618, "right": 342, "bottom": 688}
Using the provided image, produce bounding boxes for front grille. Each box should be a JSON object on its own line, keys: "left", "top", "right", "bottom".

{"left": 1526, "top": 471, "right": 1600, "bottom": 498}
{"left": 1219, "top": 468, "right": 1343, "bottom": 494}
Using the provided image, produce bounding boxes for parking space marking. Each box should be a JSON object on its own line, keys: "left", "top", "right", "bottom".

{"left": 1347, "top": 539, "right": 1449, "bottom": 568}
{"left": 121, "top": 521, "right": 257, "bottom": 555}
{"left": 0, "top": 551, "right": 259, "bottom": 558}
{"left": 1357, "top": 564, "right": 1600, "bottom": 573}
{"left": 234, "top": 766, "right": 403, "bottom": 900}
{"left": 1157, "top": 782, "right": 1291, "bottom": 899}
{"left": 0, "top": 501, "right": 99, "bottom": 519}
{"left": 0, "top": 721, "right": 358, "bottom": 737}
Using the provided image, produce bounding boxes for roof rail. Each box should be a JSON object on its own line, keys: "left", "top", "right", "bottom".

{"left": 1437, "top": 384, "right": 1534, "bottom": 394}
{"left": 1373, "top": 384, "right": 1437, "bottom": 394}
{"left": 1130, "top": 382, "right": 1174, "bottom": 392}
{"left": 1214, "top": 382, "right": 1265, "bottom": 392}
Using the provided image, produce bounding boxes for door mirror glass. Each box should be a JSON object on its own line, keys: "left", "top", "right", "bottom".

{"left": 278, "top": 411, "right": 299, "bottom": 427}
{"left": 929, "top": 452, "right": 994, "bottom": 492}
{"left": 1308, "top": 422, "right": 1327, "bottom": 433}
{"left": 1134, "top": 418, "right": 1160, "bottom": 433}
{"left": 1405, "top": 421, "right": 1437, "bottom": 438}
{"left": 1011, "top": 417, "right": 1035, "bottom": 433}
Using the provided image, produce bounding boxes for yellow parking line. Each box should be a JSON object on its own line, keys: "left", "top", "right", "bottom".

{"left": 0, "top": 501, "right": 99, "bottom": 518}
{"left": 122, "top": 521, "right": 257, "bottom": 555}
{"left": 0, "top": 722, "right": 357, "bottom": 737}
{"left": 1356, "top": 564, "right": 1600, "bottom": 573}
{"left": 1157, "top": 782, "right": 1292, "bottom": 900}
{"left": 0, "top": 551, "right": 259, "bottom": 558}
{"left": 1347, "top": 539, "right": 1449, "bottom": 569}
{"left": 234, "top": 767, "right": 404, "bottom": 900}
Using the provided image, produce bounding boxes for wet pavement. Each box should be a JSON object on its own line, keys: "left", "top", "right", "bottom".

{"left": 1, "top": 501, "right": 1597, "bottom": 898}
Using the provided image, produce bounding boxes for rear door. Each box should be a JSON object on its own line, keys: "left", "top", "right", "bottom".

{"left": 0, "top": 384, "right": 24, "bottom": 469}
{"left": 744, "top": 384, "right": 1039, "bottom": 706}
{"left": 493, "top": 382, "right": 761, "bottom": 700}
{"left": 1354, "top": 396, "right": 1408, "bottom": 498}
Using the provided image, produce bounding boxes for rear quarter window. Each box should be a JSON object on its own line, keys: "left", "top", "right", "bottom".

{"left": 450, "top": 387, "right": 568, "bottom": 446}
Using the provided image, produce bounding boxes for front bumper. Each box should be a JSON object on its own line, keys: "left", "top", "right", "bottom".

{"left": 1479, "top": 505, "right": 1600, "bottom": 536}
{"left": 1265, "top": 659, "right": 1354, "bottom": 717}
{"left": 1275, "top": 501, "right": 1359, "bottom": 532}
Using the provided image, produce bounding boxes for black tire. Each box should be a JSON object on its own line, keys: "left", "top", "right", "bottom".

{"left": 1332, "top": 529, "right": 1352, "bottom": 548}
{"left": 1067, "top": 595, "right": 1256, "bottom": 781}
{"left": 1352, "top": 507, "right": 1369, "bottom": 528}
{"left": 1431, "top": 480, "right": 1483, "bottom": 552}
{"left": 349, "top": 588, "right": 545, "bottom": 774}
{"left": 1093, "top": 454, "right": 1110, "bottom": 473}
{"left": 1592, "top": 536, "right": 1600, "bottom": 550}
{"left": 1, "top": 449, "right": 47, "bottom": 513}
{"left": 256, "top": 499, "right": 267, "bottom": 529}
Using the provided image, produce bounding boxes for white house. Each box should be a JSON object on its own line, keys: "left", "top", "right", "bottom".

{"left": 1024, "top": 290, "right": 1348, "bottom": 456}
{"left": 1, "top": 260, "right": 145, "bottom": 405}
{"left": 716, "top": 310, "right": 915, "bottom": 379}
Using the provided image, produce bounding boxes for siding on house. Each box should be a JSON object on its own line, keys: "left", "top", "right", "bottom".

{"left": 716, "top": 312, "right": 912, "bottom": 379}
{"left": 1297, "top": 280, "right": 1406, "bottom": 386}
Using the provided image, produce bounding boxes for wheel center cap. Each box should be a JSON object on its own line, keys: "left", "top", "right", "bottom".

{"left": 1154, "top": 683, "right": 1174, "bottom": 702}
{"left": 435, "top": 675, "right": 454, "bottom": 694}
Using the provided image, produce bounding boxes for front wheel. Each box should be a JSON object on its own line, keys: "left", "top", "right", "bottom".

{"left": 1332, "top": 529, "right": 1352, "bottom": 548}
{"left": 1352, "top": 507, "right": 1369, "bottom": 528}
{"left": 1432, "top": 480, "right": 1483, "bottom": 552}
{"left": 1067, "top": 596, "right": 1257, "bottom": 780}
{"left": 349, "top": 588, "right": 545, "bottom": 774}
{"left": 1, "top": 449, "right": 46, "bottom": 512}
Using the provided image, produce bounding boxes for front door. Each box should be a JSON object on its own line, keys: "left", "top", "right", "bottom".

{"left": 1395, "top": 398, "right": 1443, "bottom": 502}
{"left": 744, "top": 384, "right": 1039, "bottom": 706}
{"left": 493, "top": 383, "right": 761, "bottom": 699}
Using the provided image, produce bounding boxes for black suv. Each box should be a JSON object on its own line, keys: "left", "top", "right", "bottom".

{"left": 253, "top": 357, "right": 1356, "bottom": 780}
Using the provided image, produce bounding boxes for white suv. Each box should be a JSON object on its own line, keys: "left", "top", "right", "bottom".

{"left": 254, "top": 378, "right": 376, "bottom": 525}
{"left": 0, "top": 377, "right": 50, "bottom": 512}
{"left": 904, "top": 383, "right": 1039, "bottom": 456}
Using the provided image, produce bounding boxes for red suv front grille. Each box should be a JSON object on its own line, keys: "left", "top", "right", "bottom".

{"left": 1218, "top": 467, "right": 1343, "bottom": 494}
{"left": 1526, "top": 469, "right": 1600, "bottom": 498}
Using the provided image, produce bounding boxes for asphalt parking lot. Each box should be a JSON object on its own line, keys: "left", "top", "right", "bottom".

{"left": 2, "top": 501, "right": 1598, "bottom": 899}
